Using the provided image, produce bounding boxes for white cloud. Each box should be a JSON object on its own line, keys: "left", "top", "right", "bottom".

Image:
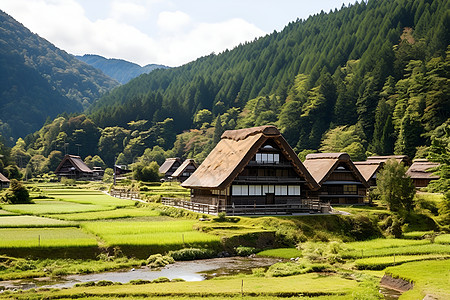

{"left": 0, "top": 0, "right": 266, "bottom": 66}
{"left": 157, "top": 10, "right": 191, "bottom": 33}
{"left": 110, "top": 1, "right": 147, "bottom": 22}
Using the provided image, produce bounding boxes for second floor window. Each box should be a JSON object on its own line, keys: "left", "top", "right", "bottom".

{"left": 255, "top": 153, "right": 280, "bottom": 163}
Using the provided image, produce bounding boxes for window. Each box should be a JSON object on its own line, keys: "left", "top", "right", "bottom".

{"left": 343, "top": 185, "right": 357, "bottom": 194}
{"left": 232, "top": 185, "right": 249, "bottom": 196}
{"left": 262, "top": 185, "right": 274, "bottom": 194}
{"left": 249, "top": 185, "right": 262, "bottom": 196}
{"left": 275, "top": 185, "right": 288, "bottom": 195}
{"left": 255, "top": 152, "right": 280, "bottom": 164}
{"left": 288, "top": 185, "right": 301, "bottom": 195}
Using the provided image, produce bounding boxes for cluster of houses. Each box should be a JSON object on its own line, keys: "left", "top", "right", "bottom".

{"left": 0, "top": 125, "right": 441, "bottom": 215}
{"left": 155, "top": 126, "right": 441, "bottom": 215}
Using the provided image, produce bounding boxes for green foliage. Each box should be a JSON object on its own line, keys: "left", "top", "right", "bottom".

{"left": 235, "top": 246, "right": 258, "bottom": 256}
{"left": 2, "top": 179, "right": 30, "bottom": 204}
{"left": 266, "top": 260, "right": 328, "bottom": 277}
{"left": 133, "top": 161, "right": 161, "bottom": 182}
{"left": 319, "top": 125, "right": 367, "bottom": 160}
{"left": 257, "top": 248, "right": 302, "bottom": 259}
{"left": 167, "top": 248, "right": 215, "bottom": 261}
{"left": 375, "top": 159, "right": 415, "bottom": 213}
{"left": 146, "top": 254, "right": 174, "bottom": 267}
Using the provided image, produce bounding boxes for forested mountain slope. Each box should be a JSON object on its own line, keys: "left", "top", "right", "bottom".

{"left": 18, "top": 0, "right": 450, "bottom": 170}
{"left": 0, "top": 10, "right": 118, "bottom": 144}
{"left": 76, "top": 54, "right": 168, "bottom": 84}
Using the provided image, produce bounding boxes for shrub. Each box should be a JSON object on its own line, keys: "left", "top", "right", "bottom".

{"left": 96, "top": 280, "right": 114, "bottom": 286}
{"left": 129, "top": 279, "right": 151, "bottom": 285}
{"left": 2, "top": 179, "right": 31, "bottom": 204}
{"left": 146, "top": 254, "right": 174, "bottom": 268}
{"left": 61, "top": 177, "right": 76, "bottom": 186}
{"left": 167, "top": 248, "right": 215, "bottom": 261}
{"left": 235, "top": 246, "right": 258, "bottom": 256}
{"left": 216, "top": 212, "right": 227, "bottom": 222}
{"left": 152, "top": 277, "right": 170, "bottom": 283}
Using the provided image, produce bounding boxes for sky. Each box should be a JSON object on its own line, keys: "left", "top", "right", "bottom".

{"left": 1, "top": 0, "right": 351, "bottom": 67}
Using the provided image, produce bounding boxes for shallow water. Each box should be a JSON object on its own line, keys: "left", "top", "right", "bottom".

{"left": 379, "top": 285, "right": 403, "bottom": 299}
{"left": 0, "top": 256, "right": 281, "bottom": 291}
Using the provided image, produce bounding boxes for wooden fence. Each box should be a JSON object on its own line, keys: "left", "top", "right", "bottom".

{"left": 161, "top": 197, "right": 219, "bottom": 215}
{"left": 110, "top": 188, "right": 140, "bottom": 199}
{"left": 161, "top": 197, "right": 330, "bottom": 216}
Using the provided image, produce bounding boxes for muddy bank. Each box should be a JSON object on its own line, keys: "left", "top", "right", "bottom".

{"left": 380, "top": 274, "right": 413, "bottom": 293}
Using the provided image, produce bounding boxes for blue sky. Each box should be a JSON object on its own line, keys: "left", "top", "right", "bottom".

{"left": 2, "top": 0, "right": 351, "bottom": 67}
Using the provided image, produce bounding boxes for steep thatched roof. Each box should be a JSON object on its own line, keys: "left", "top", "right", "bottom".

{"left": 406, "top": 159, "right": 440, "bottom": 180}
{"left": 55, "top": 155, "right": 93, "bottom": 174}
{"left": 182, "top": 126, "right": 319, "bottom": 190}
{"left": 354, "top": 161, "right": 384, "bottom": 182}
{"left": 159, "top": 158, "right": 182, "bottom": 174}
{"left": 367, "top": 155, "right": 411, "bottom": 165}
{"left": 172, "top": 159, "right": 198, "bottom": 178}
{"left": 0, "top": 172, "right": 10, "bottom": 183}
{"left": 303, "top": 152, "right": 369, "bottom": 187}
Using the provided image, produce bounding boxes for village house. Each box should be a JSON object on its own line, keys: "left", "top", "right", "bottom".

{"left": 0, "top": 172, "right": 10, "bottom": 189}
{"left": 354, "top": 161, "right": 385, "bottom": 187}
{"left": 181, "top": 126, "right": 321, "bottom": 214}
{"left": 159, "top": 158, "right": 182, "bottom": 181}
{"left": 55, "top": 155, "right": 93, "bottom": 180}
{"left": 406, "top": 159, "right": 440, "bottom": 188}
{"left": 172, "top": 159, "right": 198, "bottom": 183}
{"left": 303, "top": 153, "right": 369, "bottom": 205}
{"left": 366, "top": 155, "right": 411, "bottom": 166}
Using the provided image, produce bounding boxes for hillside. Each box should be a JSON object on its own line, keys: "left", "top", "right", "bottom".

{"left": 76, "top": 54, "right": 168, "bottom": 84}
{"left": 0, "top": 10, "right": 119, "bottom": 144}
{"left": 17, "top": 0, "right": 450, "bottom": 169}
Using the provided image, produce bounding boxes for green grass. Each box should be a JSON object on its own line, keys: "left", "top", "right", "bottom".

{"left": 342, "top": 243, "right": 450, "bottom": 258}
{"left": 1, "top": 200, "right": 115, "bottom": 215}
{"left": 257, "top": 248, "right": 302, "bottom": 259}
{"left": 435, "top": 234, "right": 450, "bottom": 244}
{"left": 354, "top": 254, "right": 450, "bottom": 270}
{"left": 402, "top": 231, "right": 435, "bottom": 239}
{"left": 0, "top": 227, "right": 98, "bottom": 248}
{"left": 385, "top": 259, "right": 450, "bottom": 299}
{"left": 46, "top": 189, "right": 136, "bottom": 207}
{"left": 0, "top": 209, "right": 17, "bottom": 216}
{"left": 49, "top": 207, "right": 161, "bottom": 221}
{"left": 0, "top": 215, "right": 75, "bottom": 227}
{"left": 81, "top": 220, "right": 221, "bottom": 248}
{"left": 343, "top": 238, "right": 430, "bottom": 251}
{"left": 1, "top": 273, "right": 370, "bottom": 299}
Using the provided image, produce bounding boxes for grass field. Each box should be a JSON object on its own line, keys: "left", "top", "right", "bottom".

{"left": 435, "top": 234, "right": 450, "bottom": 244}
{"left": 342, "top": 243, "right": 450, "bottom": 258}
{"left": 0, "top": 215, "right": 75, "bottom": 227}
{"left": 353, "top": 254, "right": 450, "bottom": 270}
{"left": 81, "top": 220, "right": 221, "bottom": 248}
{"left": 343, "top": 238, "right": 430, "bottom": 251}
{"left": 385, "top": 259, "right": 450, "bottom": 299}
{"left": 1, "top": 200, "right": 115, "bottom": 215}
{"left": 0, "top": 272, "right": 376, "bottom": 299}
{"left": 46, "top": 189, "right": 136, "bottom": 207}
{"left": 0, "top": 227, "right": 98, "bottom": 248}
{"left": 257, "top": 248, "right": 302, "bottom": 259}
{"left": 50, "top": 207, "right": 161, "bottom": 221}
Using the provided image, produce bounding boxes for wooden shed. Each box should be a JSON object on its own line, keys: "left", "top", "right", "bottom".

{"left": 0, "top": 172, "right": 10, "bottom": 189}
{"left": 181, "top": 126, "right": 320, "bottom": 214}
{"left": 172, "top": 159, "right": 198, "bottom": 183}
{"left": 55, "top": 155, "right": 93, "bottom": 180}
{"left": 406, "top": 159, "right": 440, "bottom": 188}
{"left": 303, "top": 153, "right": 369, "bottom": 205}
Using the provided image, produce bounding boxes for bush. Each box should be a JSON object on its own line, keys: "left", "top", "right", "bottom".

{"left": 152, "top": 277, "right": 170, "bottom": 283}
{"left": 96, "top": 280, "right": 114, "bottom": 286}
{"left": 167, "top": 248, "right": 215, "bottom": 261}
{"left": 61, "top": 177, "right": 76, "bottom": 186}
{"left": 129, "top": 279, "right": 151, "bottom": 285}
{"left": 235, "top": 246, "right": 258, "bottom": 256}
{"left": 146, "top": 254, "right": 174, "bottom": 268}
{"left": 2, "top": 179, "right": 31, "bottom": 204}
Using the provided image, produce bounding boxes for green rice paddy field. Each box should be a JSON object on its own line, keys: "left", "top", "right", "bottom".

{"left": 0, "top": 183, "right": 449, "bottom": 299}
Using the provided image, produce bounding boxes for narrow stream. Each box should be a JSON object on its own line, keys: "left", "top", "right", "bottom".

{"left": 0, "top": 257, "right": 280, "bottom": 291}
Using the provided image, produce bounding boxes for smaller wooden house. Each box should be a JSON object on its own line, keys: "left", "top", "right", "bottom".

{"left": 0, "top": 172, "right": 10, "bottom": 189}
{"left": 303, "top": 153, "right": 369, "bottom": 204}
{"left": 159, "top": 158, "right": 182, "bottom": 180}
{"left": 354, "top": 161, "right": 384, "bottom": 187}
{"left": 55, "top": 155, "right": 93, "bottom": 179}
{"left": 172, "top": 159, "right": 198, "bottom": 183}
{"left": 406, "top": 159, "right": 440, "bottom": 188}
